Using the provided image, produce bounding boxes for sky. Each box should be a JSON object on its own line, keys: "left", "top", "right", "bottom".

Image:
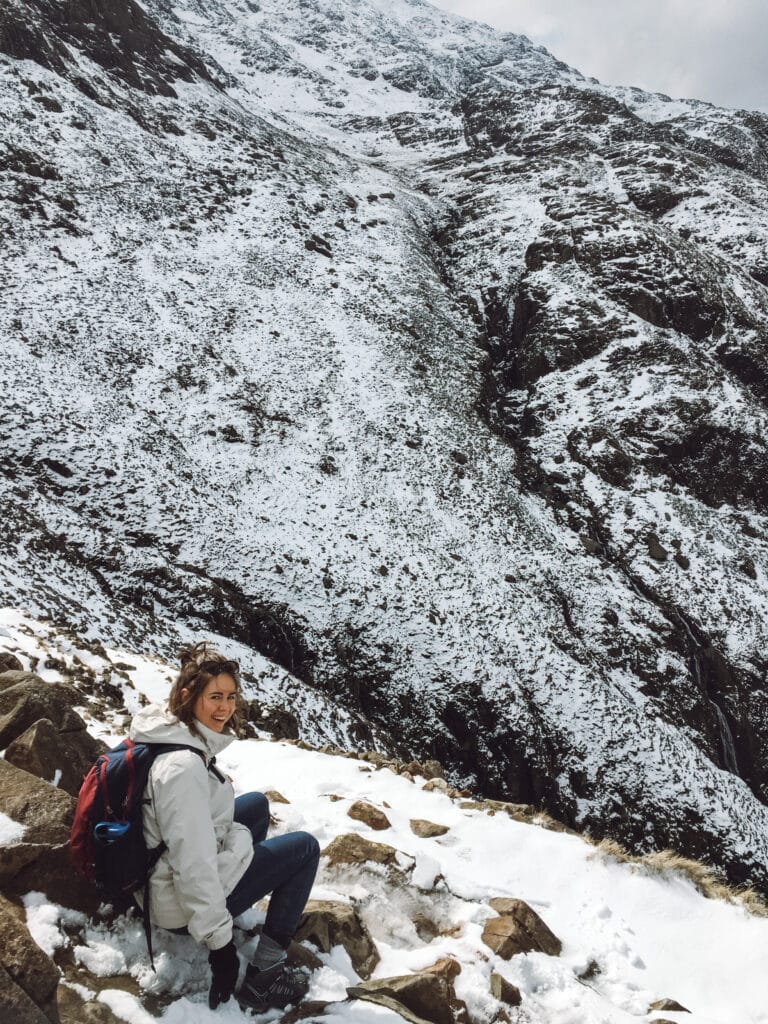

{"left": 435, "top": 0, "right": 768, "bottom": 113}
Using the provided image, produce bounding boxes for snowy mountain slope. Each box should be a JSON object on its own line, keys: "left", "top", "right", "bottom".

{"left": 2, "top": 617, "right": 767, "bottom": 1024}
{"left": 3, "top": 0, "right": 768, "bottom": 892}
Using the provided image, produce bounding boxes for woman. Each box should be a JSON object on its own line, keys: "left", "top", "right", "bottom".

{"left": 130, "top": 642, "right": 320, "bottom": 1012}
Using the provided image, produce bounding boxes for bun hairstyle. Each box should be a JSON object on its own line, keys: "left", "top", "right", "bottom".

{"left": 169, "top": 641, "right": 242, "bottom": 736}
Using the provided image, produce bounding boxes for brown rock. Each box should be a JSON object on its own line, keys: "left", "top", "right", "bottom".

{"left": 649, "top": 998, "right": 690, "bottom": 1013}
{"left": 0, "top": 759, "right": 99, "bottom": 912}
{"left": 0, "top": 676, "right": 87, "bottom": 748}
{"left": 348, "top": 800, "right": 391, "bottom": 831}
{"left": 348, "top": 957, "right": 468, "bottom": 1024}
{"left": 322, "top": 833, "right": 398, "bottom": 867}
{"left": 422, "top": 778, "right": 449, "bottom": 792}
{"left": 0, "top": 969, "right": 51, "bottom": 1024}
{"left": 410, "top": 819, "right": 449, "bottom": 839}
{"left": 0, "top": 893, "right": 59, "bottom": 1023}
{"left": 490, "top": 972, "right": 522, "bottom": 1006}
{"left": 58, "top": 984, "right": 125, "bottom": 1023}
{"left": 6, "top": 718, "right": 106, "bottom": 797}
{"left": 0, "top": 653, "right": 24, "bottom": 674}
{"left": 482, "top": 899, "right": 562, "bottom": 959}
{"left": 295, "top": 899, "right": 379, "bottom": 979}
{"left": 264, "top": 789, "right": 290, "bottom": 804}
{"left": 422, "top": 760, "right": 445, "bottom": 780}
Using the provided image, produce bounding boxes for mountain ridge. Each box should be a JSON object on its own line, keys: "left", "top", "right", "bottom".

{"left": 3, "top": 0, "right": 768, "bottom": 892}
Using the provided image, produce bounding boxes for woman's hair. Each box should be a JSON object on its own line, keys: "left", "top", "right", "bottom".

{"left": 168, "top": 641, "right": 242, "bottom": 736}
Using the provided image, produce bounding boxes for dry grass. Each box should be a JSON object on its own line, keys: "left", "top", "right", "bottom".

{"left": 587, "top": 839, "right": 768, "bottom": 917}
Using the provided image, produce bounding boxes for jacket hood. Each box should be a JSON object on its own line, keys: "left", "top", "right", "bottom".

{"left": 129, "top": 703, "right": 237, "bottom": 759}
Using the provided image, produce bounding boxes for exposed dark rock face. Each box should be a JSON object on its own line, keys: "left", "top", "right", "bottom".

{"left": 0, "top": 0, "right": 218, "bottom": 99}
{"left": 3, "top": 0, "right": 768, "bottom": 893}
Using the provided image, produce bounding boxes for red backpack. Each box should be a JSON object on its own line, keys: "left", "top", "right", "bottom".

{"left": 71, "top": 738, "right": 202, "bottom": 966}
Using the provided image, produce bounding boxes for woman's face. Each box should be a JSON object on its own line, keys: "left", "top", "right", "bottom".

{"left": 185, "top": 673, "right": 238, "bottom": 733}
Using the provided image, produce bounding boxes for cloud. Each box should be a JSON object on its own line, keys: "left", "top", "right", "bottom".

{"left": 434, "top": 0, "right": 768, "bottom": 112}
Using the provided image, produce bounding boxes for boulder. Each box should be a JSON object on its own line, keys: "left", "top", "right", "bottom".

{"left": 481, "top": 898, "right": 562, "bottom": 959}
{"left": 0, "top": 893, "right": 59, "bottom": 1023}
{"left": 295, "top": 899, "right": 379, "bottom": 979}
{"left": 648, "top": 998, "right": 690, "bottom": 1013}
{"left": 348, "top": 800, "right": 391, "bottom": 831}
{"left": 5, "top": 718, "right": 106, "bottom": 796}
{"left": 0, "top": 759, "right": 99, "bottom": 913}
{"left": 0, "top": 676, "right": 88, "bottom": 749}
{"left": 348, "top": 957, "right": 468, "bottom": 1024}
{"left": 490, "top": 972, "right": 522, "bottom": 1007}
{"left": 410, "top": 819, "right": 449, "bottom": 838}
{"left": 0, "top": 653, "right": 24, "bottom": 674}
{"left": 322, "top": 833, "right": 398, "bottom": 867}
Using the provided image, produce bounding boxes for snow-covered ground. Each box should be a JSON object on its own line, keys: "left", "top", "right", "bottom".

{"left": 2, "top": 614, "right": 767, "bottom": 1024}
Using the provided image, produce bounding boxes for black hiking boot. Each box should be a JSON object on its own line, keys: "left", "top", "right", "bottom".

{"left": 236, "top": 960, "right": 309, "bottom": 1012}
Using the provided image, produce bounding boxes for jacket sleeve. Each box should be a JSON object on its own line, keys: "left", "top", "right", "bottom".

{"left": 149, "top": 750, "right": 233, "bottom": 950}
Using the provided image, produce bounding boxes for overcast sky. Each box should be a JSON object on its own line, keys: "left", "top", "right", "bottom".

{"left": 434, "top": 0, "right": 768, "bottom": 112}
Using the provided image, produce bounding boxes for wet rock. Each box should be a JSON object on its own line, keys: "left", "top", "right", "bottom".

{"left": 482, "top": 898, "right": 562, "bottom": 958}
{"left": 348, "top": 800, "right": 391, "bottom": 831}
{"left": 5, "top": 717, "right": 106, "bottom": 796}
{"left": 348, "top": 957, "right": 468, "bottom": 1024}
{"left": 410, "top": 819, "right": 449, "bottom": 838}
{"left": 0, "top": 893, "right": 59, "bottom": 1023}
{"left": 295, "top": 899, "right": 379, "bottom": 979}
{"left": 321, "top": 833, "right": 398, "bottom": 867}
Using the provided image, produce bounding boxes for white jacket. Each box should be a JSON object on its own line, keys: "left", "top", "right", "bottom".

{"left": 129, "top": 704, "right": 253, "bottom": 950}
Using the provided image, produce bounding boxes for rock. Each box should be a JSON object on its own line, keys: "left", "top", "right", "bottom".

{"left": 57, "top": 984, "right": 125, "bottom": 1023}
{"left": 490, "top": 972, "right": 522, "bottom": 1007}
{"left": 648, "top": 998, "right": 690, "bottom": 1013}
{"left": 410, "top": 819, "right": 449, "bottom": 838}
{"left": 422, "top": 760, "right": 445, "bottom": 780}
{"left": 248, "top": 700, "right": 299, "bottom": 740}
{"left": 295, "top": 899, "right": 379, "bottom": 979}
{"left": 422, "top": 778, "right": 449, "bottom": 792}
{"left": 5, "top": 717, "right": 106, "bottom": 796}
{"left": 0, "top": 653, "right": 24, "bottom": 673}
{"left": 481, "top": 898, "right": 562, "bottom": 959}
{"left": 647, "top": 534, "right": 669, "bottom": 563}
{"left": 348, "top": 957, "right": 468, "bottom": 1024}
{"left": 348, "top": 800, "right": 391, "bottom": 831}
{"left": 264, "top": 789, "right": 290, "bottom": 804}
{"left": 0, "top": 759, "right": 99, "bottom": 912}
{"left": 0, "top": 893, "right": 59, "bottom": 1023}
{"left": 0, "top": 675, "right": 88, "bottom": 749}
{"left": 322, "top": 833, "right": 398, "bottom": 867}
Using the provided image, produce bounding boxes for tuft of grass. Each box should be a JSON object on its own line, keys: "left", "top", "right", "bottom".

{"left": 588, "top": 841, "right": 768, "bottom": 917}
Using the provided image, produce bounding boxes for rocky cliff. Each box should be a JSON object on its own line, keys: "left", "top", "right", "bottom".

{"left": 2, "top": 0, "right": 768, "bottom": 891}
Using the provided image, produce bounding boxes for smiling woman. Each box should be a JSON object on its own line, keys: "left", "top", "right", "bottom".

{"left": 128, "top": 642, "right": 320, "bottom": 1014}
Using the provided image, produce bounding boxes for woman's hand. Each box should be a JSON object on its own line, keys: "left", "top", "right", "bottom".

{"left": 208, "top": 940, "right": 239, "bottom": 1008}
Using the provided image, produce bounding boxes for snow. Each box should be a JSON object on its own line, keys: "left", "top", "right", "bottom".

{"left": 0, "top": 810, "right": 25, "bottom": 844}
{"left": 3, "top": 0, "right": 768, "bottom": 996}
{"left": 14, "top": 693, "right": 768, "bottom": 1024}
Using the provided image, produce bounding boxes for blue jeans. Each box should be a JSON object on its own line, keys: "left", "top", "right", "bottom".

{"left": 226, "top": 792, "right": 320, "bottom": 947}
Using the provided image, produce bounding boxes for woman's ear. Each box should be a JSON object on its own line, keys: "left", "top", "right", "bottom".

{"left": 180, "top": 687, "right": 189, "bottom": 701}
